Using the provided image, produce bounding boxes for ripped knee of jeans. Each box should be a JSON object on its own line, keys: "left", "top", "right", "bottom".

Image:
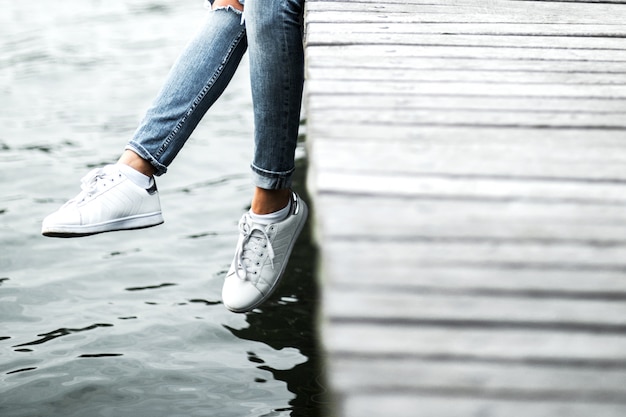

{"left": 207, "top": 0, "right": 245, "bottom": 23}
{"left": 209, "top": 0, "right": 244, "bottom": 13}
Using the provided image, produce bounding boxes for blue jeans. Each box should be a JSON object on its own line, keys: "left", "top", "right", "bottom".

{"left": 127, "top": 0, "right": 305, "bottom": 189}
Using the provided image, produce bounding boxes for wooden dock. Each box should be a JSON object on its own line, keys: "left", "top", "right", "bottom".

{"left": 303, "top": 0, "right": 626, "bottom": 416}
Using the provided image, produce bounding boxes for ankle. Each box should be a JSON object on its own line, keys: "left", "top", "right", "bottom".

{"left": 251, "top": 187, "right": 291, "bottom": 215}
{"left": 117, "top": 150, "right": 156, "bottom": 177}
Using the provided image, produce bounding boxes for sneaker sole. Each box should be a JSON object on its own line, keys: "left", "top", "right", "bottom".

{"left": 42, "top": 212, "right": 164, "bottom": 238}
{"left": 224, "top": 200, "right": 309, "bottom": 313}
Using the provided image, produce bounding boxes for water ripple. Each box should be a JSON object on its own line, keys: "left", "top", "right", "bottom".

{"left": 1, "top": 2, "right": 326, "bottom": 416}
{"left": 188, "top": 299, "right": 222, "bottom": 306}
{"left": 77, "top": 354, "right": 123, "bottom": 359}
{"left": 124, "top": 283, "right": 177, "bottom": 292}
{"left": 13, "top": 323, "right": 114, "bottom": 348}
{"left": 6, "top": 367, "right": 37, "bottom": 375}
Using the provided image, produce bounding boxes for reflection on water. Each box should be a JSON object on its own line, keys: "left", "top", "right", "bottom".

{"left": 0, "top": 1, "right": 328, "bottom": 416}
{"left": 226, "top": 158, "right": 328, "bottom": 417}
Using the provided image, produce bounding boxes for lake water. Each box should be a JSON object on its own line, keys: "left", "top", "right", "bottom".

{"left": 0, "top": 1, "right": 327, "bottom": 416}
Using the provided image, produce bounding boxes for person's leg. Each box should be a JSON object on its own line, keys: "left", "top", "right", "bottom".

{"left": 222, "top": 0, "right": 308, "bottom": 313}
{"left": 118, "top": 0, "right": 246, "bottom": 176}
{"left": 246, "top": 0, "right": 306, "bottom": 214}
{"left": 42, "top": 2, "right": 248, "bottom": 237}
{"left": 120, "top": 0, "right": 245, "bottom": 178}
{"left": 126, "top": 0, "right": 247, "bottom": 176}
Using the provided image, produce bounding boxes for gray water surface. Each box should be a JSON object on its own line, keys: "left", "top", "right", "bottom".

{"left": 0, "top": 2, "right": 325, "bottom": 416}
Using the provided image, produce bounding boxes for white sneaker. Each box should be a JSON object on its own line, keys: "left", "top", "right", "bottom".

{"left": 222, "top": 191, "right": 308, "bottom": 313}
{"left": 42, "top": 164, "right": 164, "bottom": 237}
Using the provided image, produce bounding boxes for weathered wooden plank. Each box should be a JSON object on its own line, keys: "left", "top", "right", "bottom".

{"left": 322, "top": 324, "right": 626, "bottom": 360}
{"left": 307, "top": 0, "right": 626, "bottom": 19}
{"left": 308, "top": 66, "right": 626, "bottom": 85}
{"left": 307, "top": 95, "right": 626, "bottom": 113}
{"left": 306, "top": 123, "right": 626, "bottom": 145}
{"left": 306, "top": 8, "right": 626, "bottom": 25}
{"left": 309, "top": 107, "right": 626, "bottom": 128}
{"left": 307, "top": 55, "right": 626, "bottom": 73}
{"left": 307, "top": 94, "right": 626, "bottom": 127}
{"left": 315, "top": 172, "right": 626, "bottom": 205}
{"left": 307, "top": 32, "right": 626, "bottom": 54}
{"left": 317, "top": 239, "right": 626, "bottom": 271}
{"left": 305, "top": 44, "right": 626, "bottom": 63}
{"left": 312, "top": 194, "right": 626, "bottom": 241}
{"left": 307, "top": 0, "right": 626, "bottom": 3}
{"left": 325, "top": 291, "right": 626, "bottom": 326}
{"left": 332, "top": 356, "right": 626, "bottom": 395}
{"left": 319, "top": 242, "right": 626, "bottom": 292}
{"left": 306, "top": 127, "right": 626, "bottom": 179}
{"left": 515, "top": 0, "right": 626, "bottom": 4}
{"left": 307, "top": 105, "right": 626, "bottom": 128}
{"left": 306, "top": 79, "right": 626, "bottom": 99}
{"left": 306, "top": 0, "right": 626, "bottom": 9}
{"left": 307, "top": 22, "right": 626, "bottom": 37}
{"left": 317, "top": 240, "right": 626, "bottom": 291}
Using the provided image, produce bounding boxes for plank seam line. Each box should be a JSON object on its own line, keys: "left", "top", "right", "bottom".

{"left": 308, "top": 25, "right": 626, "bottom": 33}
{"left": 309, "top": 64, "right": 626, "bottom": 75}
{"left": 332, "top": 351, "right": 626, "bottom": 369}
{"left": 307, "top": 19, "right": 626, "bottom": 26}
{"left": 307, "top": 91, "right": 626, "bottom": 100}
{"left": 511, "top": 0, "right": 626, "bottom": 5}
{"left": 328, "top": 235, "right": 626, "bottom": 249}
{"left": 329, "top": 317, "right": 626, "bottom": 334}
{"left": 323, "top": 258, "right": 626, "bottom": 274}
{"left": 311, "top": 78, "right": 626, "bottom": 87}
{"left": 308, "top": 21, "right": 626, "bottom": 26}
{"left": 338, "top": 386, "right": 626, "bottom": 404}
{"left": 309, "top": 0, "right": 626, "bottom": 5}
{"left": 306, "top": 39, "right": 626, "bottom": 47}
{"left": 322, "top": 264, "right": 626, "bottom": 277}
{"left": 321, "top": 171, "right": 626, "bottom": 186}
{"left": 309, "top": 31, "right": 626, "bottom": 39}
{"left": 330, "top": 284, "right": 626, "bottom": 301}
{"left": 317, "top": 190, "right": 626, "bottom": 207}
{"left": 334, "top": 261, "right": 626, "bottom": 274}
{"left": 320, "top": 121, "right": 626, "bottom": 130}
{"left": 306, "top": 56, "right": 626, "bottom": 64}
{"left": 313, "top": 106, "right": 626, "bottom": 115}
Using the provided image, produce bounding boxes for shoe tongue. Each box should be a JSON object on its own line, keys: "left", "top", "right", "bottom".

{"left": 246, "top": 225, "right": 266, "bottom": 242}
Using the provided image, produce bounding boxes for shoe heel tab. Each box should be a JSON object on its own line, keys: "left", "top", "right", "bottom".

{"left": 290, "top": 191, "right": 301, "bottom": 215}
{"left": 146, "top": 180, "right": 158, "bottom": 195}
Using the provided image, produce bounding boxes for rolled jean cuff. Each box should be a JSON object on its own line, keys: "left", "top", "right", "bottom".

{"left": 251, "top": 163, "right": 294, "bottom": 190}
{"left": 125, "top": 142, "right": 169, "bottom": 176}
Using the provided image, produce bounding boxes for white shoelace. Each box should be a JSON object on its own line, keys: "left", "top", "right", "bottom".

{"left": 234, "top": 215, "right": 275, "bottom": 280}
{"left": 65, "top": 166, "right": 118, "bottom": 206}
